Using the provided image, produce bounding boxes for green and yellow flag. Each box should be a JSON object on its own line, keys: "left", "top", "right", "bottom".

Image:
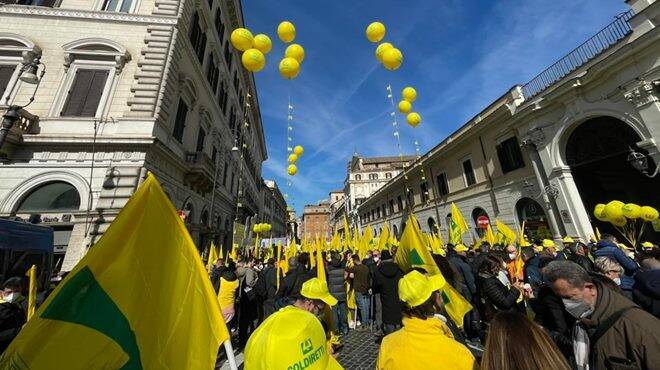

{"left": 378, "top": 224, "right": 390, "bottom": 252}
{"left": 206, "top": 242, "right": 219, "bottom": 273}
{"left": 0, "top": 173, "right": 230, "bottom": 369}
{"left": 449, "top": 202, "right": 469, "bottom": 245}
{"left": 495, "top": 219, "right": 517, "bottom": 246}
{"left": 396, "top": 215, "right": 473, "bottom": 327}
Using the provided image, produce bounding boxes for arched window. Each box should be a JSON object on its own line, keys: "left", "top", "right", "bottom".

{"left": 471, "top": 207, "right": 489, "bottom": 238}
{"left": 355, "top": 174, "right": 362, "bottom": 181}
{"left": 515, "top": 198, "right": 551, "bottom": 240}
{"left": 16, "top": 182, "right": 81, "bottom": 213}
{"left": 445, "top": 213, "right": 452, "bottom": 233}
{"left": 0, "top": 33, "right": 41, "bottom": 104}
{"left": 392, "top": 224, "right": 398, "bottom": 237}
{"left": 427, "top": 217, "right": 437, "bottom": 233}
{"left": 385, "top": 172, "right": 392, "bottom": 179}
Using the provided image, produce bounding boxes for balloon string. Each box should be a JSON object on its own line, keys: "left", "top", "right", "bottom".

{"left": 386, "top": 84, "right": 412, "bottom": 212}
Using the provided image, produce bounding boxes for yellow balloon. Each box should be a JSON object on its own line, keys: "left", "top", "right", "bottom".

{"left": 294, "top": 145, "right": 304, "bottom": 156}
{"left": 365, "top": 21, "right": 386, "bottom": 43}
{"left": 398, "top": 100, "right": 412, "bottom": 114}
{"left": 285, "top": 44, "right": 305, "bottom": 63}
{"left": 604, "top": 200, "right": 624, "bottom": 220}
{"left": 622, "top": 203, "right": 641, "bottom": 219}
{"left": 406, "top": 112, "right": 421, "bottom": 127}
{"left": 402, "top": 87, "right": 417, "bottom": 102}
{"left": 375, "top": 42, "right": 393, "bottom": 62}
{"left": 253, "top": 34, "right": 272, "bottom": 54}
{"left": 287, "top": 164, "right": 298, "bottom": 176}
{"left": 382, "top": 48, "right": 403, "bottom": 70}
{"left": 241, "top": 48, "right": 265, "bottom": 72}
{"left": 610, "top": 216, "right": 627, "bottom": 227}
{"left": 230, "top": 28, "right": 254, "bottom": 52}
{"left": 287, "top": 153, "right": 298, "bottom": 163}
{"left": 640, "top": 206, "right": 659, "bottom": 221}
{"left": 594, "top": 204, "right": 608, "bottom": 221}
{"left": 277, "top": 21, "right": 296, "bottom": 43}
{"left": 279, "top": 57, "right": 300, "bottom": 79}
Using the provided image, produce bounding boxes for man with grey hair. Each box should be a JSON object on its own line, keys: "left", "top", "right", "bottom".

{"left": 543, "top": 260, "right": 660, "bottom": 370}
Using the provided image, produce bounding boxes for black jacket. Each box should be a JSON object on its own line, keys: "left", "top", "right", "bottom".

{"left": 567, "top": 254, "right": 593, "bottom": 272}
{"left": 372, "top": 260, "right": 403, "bottom": 325}
{"left": 532, "top": 284, "right": 575, "bottom": 359}
{"left": 470, "top": 252, "right": 489, "bottom": 275}
{"left": 276, "top": 265, "right": 311, "bottom": 299}
{"left": 327, "top": 259, "right": 347, "bottom": 302}
{"left": 633, "top": 269, "right": 660, "bottom": 319}
{"left": 477, "top": 273, "right": 520, "bottom": 317}
{"left": 448, "top": 254, "right": 476, "bottom": 301}
{"left": 0, "top": 300, "right": 26, "bottom": 352}
{"left": 523, "top": 255, "right": 543, "bottom": 293}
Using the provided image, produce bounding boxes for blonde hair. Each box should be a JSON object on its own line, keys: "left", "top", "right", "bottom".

{"left": 481, "top": 311, "right": 570, "bottom": 370}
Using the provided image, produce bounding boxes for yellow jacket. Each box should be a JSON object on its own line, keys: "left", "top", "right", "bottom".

{"left": 377, "top": 317, "right": 476, "bottom": 370}
{"left": 217, "top": 277, "right": 239, "bottom": 309}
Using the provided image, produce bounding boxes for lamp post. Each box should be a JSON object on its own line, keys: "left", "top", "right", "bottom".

{"left": 0, "top": 55, "right": 45, "bottom": 150}
{"left": 627, "top": 149, "right": 659, "bottom": 178}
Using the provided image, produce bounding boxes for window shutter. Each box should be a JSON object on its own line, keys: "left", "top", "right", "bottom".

{"left": 61, "top": 70, "right": 93, "bottom": 116}
{"left": 80, "top": 70, "right": 109, "bottom": 117}
{"left": 0, "top": 65, "right": 16, "bottom": 97}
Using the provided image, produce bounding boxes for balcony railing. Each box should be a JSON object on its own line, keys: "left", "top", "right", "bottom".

{"left": 0, "top": 0, "right": 59, "bottom": 6}
{"left": 521, "top": 10, "right": 634, "bottom": 99}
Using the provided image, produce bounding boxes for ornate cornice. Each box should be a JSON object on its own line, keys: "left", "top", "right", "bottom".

{"left": 624, "top": 79, "right": 660, "bottom": 107}
{"left": 0, "top": 5, "right": 178, "bottom": 25}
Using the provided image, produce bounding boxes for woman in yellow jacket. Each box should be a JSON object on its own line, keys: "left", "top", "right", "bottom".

{"left": 217, "top": 262, "right": 239, "bottom": 323}
{"left": 377, "top": 270, "right": 477, "bottom": 370}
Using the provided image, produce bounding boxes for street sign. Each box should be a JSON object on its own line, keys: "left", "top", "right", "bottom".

{"left": 477, "top": 215, "right": 490, "bottom": 229}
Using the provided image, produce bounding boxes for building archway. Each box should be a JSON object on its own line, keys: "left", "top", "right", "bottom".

{"left": 471, "top": 207, "right": 489, "bottom": 238}
{"left": 565, "top": 116, "right": 659, "bottom": 240}
{"left": 515, "top": 198, "right": 551, "bottom": 241}
{"left": 427, "top": 217, "right": 436, "bottom": 234}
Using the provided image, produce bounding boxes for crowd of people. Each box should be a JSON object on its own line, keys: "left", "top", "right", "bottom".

{"left": 208, "top": 233, "right": 660, "bottom": 369}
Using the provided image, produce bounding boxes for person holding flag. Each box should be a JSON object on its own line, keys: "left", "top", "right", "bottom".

{"left": 377, "top": 270, "right": 476, "bottom": 369}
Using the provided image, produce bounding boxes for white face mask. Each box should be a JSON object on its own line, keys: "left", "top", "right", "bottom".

{"left": 562, "top": 297, "right": 593, "bottom": 319}
{"left": 613, "top": 277, "right": 621, "bottom": 286}
{"left": 3, "top": 292, "right": 18, "bottom": 303}
{"left": 373, "top": 257, "right": 380, "bottom": 263}
{"left": 508, "top": 253, "right": 517, "bottom": 260}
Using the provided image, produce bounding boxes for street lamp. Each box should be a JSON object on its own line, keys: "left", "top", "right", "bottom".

{"left": 627, "top": 149, "right": 659, "bottom": 178}
{"left": 0, "top": 55, "right": 45, "bottom": 150}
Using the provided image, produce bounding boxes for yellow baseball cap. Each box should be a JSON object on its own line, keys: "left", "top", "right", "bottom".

{"left": 454, "top": 244, "right": 469, "bottom": 252}
{"left": 562, "top": 236, "right": 574, "bottom": 244}
{"left": 642, "top": 241, "right": 655, "bottom": 249}
{"left": 301, "top": 278, "right": 338, "bottom": 306}
{"left": 542, "top": 239, "right": 555, "bottom": 248}
{"left": 398, "top": 270, "right": 446, "bottom": 308}
{"left": 244, "top": 305, "right": 343, "bottom": 370}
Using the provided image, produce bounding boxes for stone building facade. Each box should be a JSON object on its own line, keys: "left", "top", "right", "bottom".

{"left": 262, "top": 179, "right": 287, "bottom": 237}
{"left": 0, "top": 0, "right": 275, "bottom": 271}
{"left": 301, "top": 200, "right": 331, "bottom": 241}
{"left": 358, "top": 1, "right": 660, "bottom": 245}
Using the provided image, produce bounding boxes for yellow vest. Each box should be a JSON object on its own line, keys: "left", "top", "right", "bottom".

{"left": 377, "top": 317, "right": 475, "bottom": 370}
{"left": 217, "top": 277, "right": 239, "bottom": 309}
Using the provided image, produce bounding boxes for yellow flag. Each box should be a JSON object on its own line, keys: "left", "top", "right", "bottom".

{"left": 207, "top": 243, "right": 219, "bottom": 273}
{"left": 0, "top": 173, "right": 229, "bottom": 369}
{"left": 519, "top": 221, "right": 531, "bottom": 247}
{"left": 26, "top": 265, "right": 37, "bottom": 321}
{"left": 276, "top": 241, "right": 282, "bottom": 290}
{"left": 378, "top": 224, "right": 390, "bottom": 252}
{"left": 230, "top": 243, "right": 238, "bottom": 261}
{"left": 449, "top": 203, "right": 469, "bottom": 245}
{"left": 495, "top": 219, "right": 517, "bottom": 245}
{"left": 395, "top": 215, "right": 473, "bottom": 327}
{"left": 343, "top": 215, "right": 351, "bottom": 250}
{"left": 485, "top": 224, "right": 496, "bottom": 246}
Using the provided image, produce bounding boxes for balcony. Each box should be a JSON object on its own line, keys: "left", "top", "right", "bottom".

{"left": 0, "top": 107, "right": 39, "bottom": 160}
{"left": 184, "top": 151, "right": 214, "bottom": 193}
{"left": 521, "top": 10, "right": 634, "bottom": 99}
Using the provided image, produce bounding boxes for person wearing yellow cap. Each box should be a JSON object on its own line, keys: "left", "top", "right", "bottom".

{"left": 377, "top": 270, "right": 476, "bottom": 370}
{"left": 642, "top": 241, "right": 656, "bottom": 250}
{"left": 244, "top": 277, "right": 343, "bottom": 369}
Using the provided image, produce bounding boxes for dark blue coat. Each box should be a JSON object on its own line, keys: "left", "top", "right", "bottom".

{"left": 593, "top": 240, "right": 638, "bottom": 275}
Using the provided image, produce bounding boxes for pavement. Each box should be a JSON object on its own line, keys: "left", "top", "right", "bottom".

{"left": 219, "top": 326, "right": 381, "bottom": 369}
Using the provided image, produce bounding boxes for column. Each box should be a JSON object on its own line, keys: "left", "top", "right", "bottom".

{"left": 551, "top": 166, "right": 596, "bottom": 240}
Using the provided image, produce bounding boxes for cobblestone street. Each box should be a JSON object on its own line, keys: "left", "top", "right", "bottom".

{"left": 336, "top": 328, "right": 380, "bottom": 369}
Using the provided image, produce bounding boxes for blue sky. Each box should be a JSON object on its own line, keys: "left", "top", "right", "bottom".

{"left": 241, "top": 0, "right": 629, "bottom": 215}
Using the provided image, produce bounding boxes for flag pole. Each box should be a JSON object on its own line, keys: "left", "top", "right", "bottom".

{"left": 223, "top": 340, "right": 239, "bottom": 370}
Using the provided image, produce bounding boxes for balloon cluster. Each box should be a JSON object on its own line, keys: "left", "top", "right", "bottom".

{"left": 253, "top": 223, "right": 272, "bottom": 234}
{"left": 277, "top": 21, "right": 304, "bottom": 79}
{"left": 287, "top": 145, "right": 304, "bottom": 176}
{"left": 594, "top": 201, "right": 659, "bottom": 226}
{"left": 397, "top": 86, "right": 422, "bottom": 127}
{"left": 366, "top": 22, "right": 403, "bottom": 71}
{"left": 230, "top": 27, "right": 273, "bottom": 72}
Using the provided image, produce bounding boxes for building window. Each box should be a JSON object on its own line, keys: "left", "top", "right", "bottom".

{"left": 497, "top": 136, "right": 525, "bottom": 174}
{"left": 436, "top": 172, "right": 449, "bottom": 196}
{"left": 16, "top": 181, "right": 81, "bottom": 213}
{"left": 420, "top": 182, "right": 428, "bottom": 203}
{"left": 214, "top": 9, "right": 225, "bottom": 42}
{"left": 389, "top": 200, "right": 395, "bottom": 214}
{"left": 0, "top": 64, "right": 17, "bottom": 99}
{"left": 222, "top": 161, "right": 228, "bottom": 186}
{"left": 223, "top": 42, "right": 232, "bottom": 68}
{"left": 385, "top": 172, "right": 392, "bottom": 179}
{"left": 206, "top": 57, "right": 219, "bottom": 92}
{"left": 172, "top": 98, "right": 188, "bottom": 143}
{"left": 196, "top": 126, "right": 206, "bottom": 152}
{"left": 407, "top": 189, "right": 414, "bottom": 206}
{"left": 218, "top": 81, "right": 228, "bottom": 114}
{"left": 355, "top": 174, "right": 362, "bottom": 180}
{"left": 60, "top": 69, "right": 109, "bottom": 117}
{"left": 397, "top": 195, "right": 403, "bottom": 212}
{"left": 228, "top": 106, "right": 236, "bottom": 130}
{"left": 233, "top": 71, "right": 239, "bottom": 92}
{"left": 463, "top": 159, "right": 476, "bottom": 186}
{"left": 101, "top": 0, "right": 134, "bottom": 12}
{"left": 211, "top": 146, "right": 218, "bottom": 163}
{"left": 369, "top": 173, "right": 378, "bottom": 180}
{"left": 189, "top": 13, "right": 206, "bottom": 65}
